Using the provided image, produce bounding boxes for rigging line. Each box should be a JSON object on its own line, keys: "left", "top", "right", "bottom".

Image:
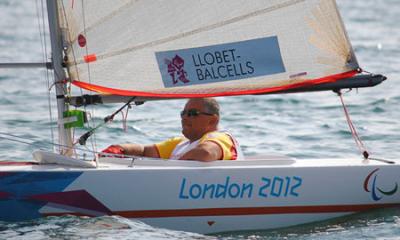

{"left": 76, "top": 97, "right": 137, "bottom": 146}
{"left": 79, "top": 0, "right": 98, "bottom": 153}
{"left": 36, "top": 0, "right": 52, "bottom": 145}
{"left": 70, "top": 0, "right": 305, "bottom": 65}
{"left": 0, "top": 132, "right": 140, "bottom": 159}
{"left": 0, "top": 132, "right": 51, "bottom": 147}
{"left": 80, "top": 0, "right": 91, "bottom": 84}
{"left": 368, "top": 157, "right": 395, "bottom": 165}
{"left": 60, "top": 1, "right": 81, "bottom": 84}
{"left": 40, "top": 0, "right": 49, "bottom": 58}
{"left": 57, "top": 3, "right": 75, "bottom": 97}
{"left": 0, "top": 132, "right": 59, "bottom": 152}
{"left": 336, "top": 90, "right": 369, "bottom": 159}
{"left": 59, "top": 1, "right": 91, "bottom": 152}
{"left": 0, "top": 135, "right": 92, "bottom": 159}
{"left": 0, "top": 132, "right": 97, "bottom": 156}
{"left": 75, "top": 1, "right": 97, "bottom": 150}
{"left": 37, "top": 0, "right": 56, "bottom": 151}
{"left": 35, "top": 0, "right": 46, "bottom": 61}
{"left": 0, "top": 136, "right": 48, "bottom": 151}
{"left": 121, "top": 106, "right": 130, "bottom": 132}
{"left": 120, "top": 103, "right": 132, "bottom": 132}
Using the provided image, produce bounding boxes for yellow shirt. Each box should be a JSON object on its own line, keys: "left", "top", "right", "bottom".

{"left": 155, "top": 131, "right": 237, "bottom": 160}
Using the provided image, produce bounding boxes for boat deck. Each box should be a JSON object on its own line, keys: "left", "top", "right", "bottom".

{"left": 0, "top": 154, "right": 398, "bottom": 171}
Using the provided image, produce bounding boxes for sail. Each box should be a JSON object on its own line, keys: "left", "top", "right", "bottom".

{"left": 58, "top": 0, "right": 359, "bottom": 97}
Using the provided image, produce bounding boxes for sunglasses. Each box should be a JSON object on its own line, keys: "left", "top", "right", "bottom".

{"left": 180, "top": 109, "right": 214, "bottom": 117}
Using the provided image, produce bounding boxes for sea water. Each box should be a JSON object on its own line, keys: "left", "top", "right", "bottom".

{"left": 0, "top": 0, "right": 399, "bottom": 239}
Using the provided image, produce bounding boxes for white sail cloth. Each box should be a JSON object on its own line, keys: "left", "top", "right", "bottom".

{"left": 58, "top": 0, "right": 358, "bottom": 97}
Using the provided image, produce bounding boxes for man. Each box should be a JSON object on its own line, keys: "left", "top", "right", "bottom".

{"left": 102, "top": 98, "right": 240, "bottom": 161}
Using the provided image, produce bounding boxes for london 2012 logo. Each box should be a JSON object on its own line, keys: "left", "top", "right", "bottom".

{"left": 164, "top": 55, "right": 190, "bottom": 85}
{"left": 363, "top": 168, "right": 398, "bottom": 201}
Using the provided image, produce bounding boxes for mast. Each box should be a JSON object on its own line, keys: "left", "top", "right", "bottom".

{"left": 46, "top": 0, "right": 73, "bottom": 156}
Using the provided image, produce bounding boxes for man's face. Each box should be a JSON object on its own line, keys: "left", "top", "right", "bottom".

{"left": 181, "top": 99, "right": 217, "bottom": 141}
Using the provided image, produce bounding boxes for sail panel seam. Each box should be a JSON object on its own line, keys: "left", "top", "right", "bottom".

{"left": 70, "top": 0, "right": 305, "bottom": 65}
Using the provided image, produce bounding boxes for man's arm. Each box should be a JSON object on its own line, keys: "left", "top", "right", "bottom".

{"left": 179, "top": 141, "right": 222, "bottom": 162}
{"left": 117, "top": 144, "right": 160, "bottom": 158}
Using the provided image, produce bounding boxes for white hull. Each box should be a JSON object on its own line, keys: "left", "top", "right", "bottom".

{"left": 1, "top": 155, "right": 399, "bottom": 234}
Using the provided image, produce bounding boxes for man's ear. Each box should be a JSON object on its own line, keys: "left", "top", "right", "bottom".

{"left": 209, "top": 115, "right": 219, "bottom": 126}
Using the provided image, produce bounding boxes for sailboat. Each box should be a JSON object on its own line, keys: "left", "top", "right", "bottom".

{"left": 0, "top": 0, "right": 397, "bottom": 234}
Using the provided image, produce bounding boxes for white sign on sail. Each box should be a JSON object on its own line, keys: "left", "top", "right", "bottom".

{"left": 59, "top": 0, "right": 358, "bottom": 97}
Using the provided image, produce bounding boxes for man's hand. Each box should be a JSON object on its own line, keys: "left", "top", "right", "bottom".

{"left": 101, "top": 144, "right": 160, "bottom": 158}
{"left": 100, "top": 145, "right": 125, "bottom": 158}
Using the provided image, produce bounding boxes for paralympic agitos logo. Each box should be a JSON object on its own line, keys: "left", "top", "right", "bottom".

{"left": 363, "top": 168, "right": 398, "bottom": 201}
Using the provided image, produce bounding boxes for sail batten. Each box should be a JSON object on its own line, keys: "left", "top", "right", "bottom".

{"left": 59, "top": 0, "right": 359, "bottom": 97}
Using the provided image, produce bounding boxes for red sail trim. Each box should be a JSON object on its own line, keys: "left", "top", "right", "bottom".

{"left": 72, "top": 70, "right": 357, "bottom": 98}
{"left": 43, "top": 203, "right": 400, "bottom": 218}
{"left": 0, "top": 161, "right": 39, "bottom": 166}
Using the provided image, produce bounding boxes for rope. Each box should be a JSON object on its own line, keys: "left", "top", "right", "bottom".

{"left": 0, "top": 131, "right": 137, "bottom": 160}
{"left": 59, "top": 1, "right": 88, "bottom": 154}
{"left": 79, "top": 0, "right": 99, "bottom": 153}
{"left": 0, "top": 132, "right": 95, "bottom": 157}
{"left": 336, "top": 90, "right": 369, "bottom": 159}
{"left": 60, "top": 1, "right": 81, "bottom": 82}
{"left": 80, "top": 0, "right": 91, "bottom": 84}
{"left": 76, "top": 97, "right": 137, "bottom": 146}
{"left": 0, "top": 133, "right": 45, "bottom": 148}
{"left": 121, "top": 105, "right": 131, "bottom": 132}
{"left": 35, "top": 0, "right": 56, "bottom": 152}
{"left": 59, "top": 1, "right": 99, "bottom": 154}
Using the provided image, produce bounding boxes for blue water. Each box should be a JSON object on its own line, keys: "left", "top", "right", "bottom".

{"left": 1, "top": 0, "right": 399, "bottom": 239}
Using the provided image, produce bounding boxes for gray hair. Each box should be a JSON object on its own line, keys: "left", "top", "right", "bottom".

{"left": 201, "top": 98, "right": 220, "bottom": 116}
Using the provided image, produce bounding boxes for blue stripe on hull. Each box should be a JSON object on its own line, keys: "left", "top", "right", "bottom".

{"left": 0, "top": 172, "right": 82, "bottom": 221}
